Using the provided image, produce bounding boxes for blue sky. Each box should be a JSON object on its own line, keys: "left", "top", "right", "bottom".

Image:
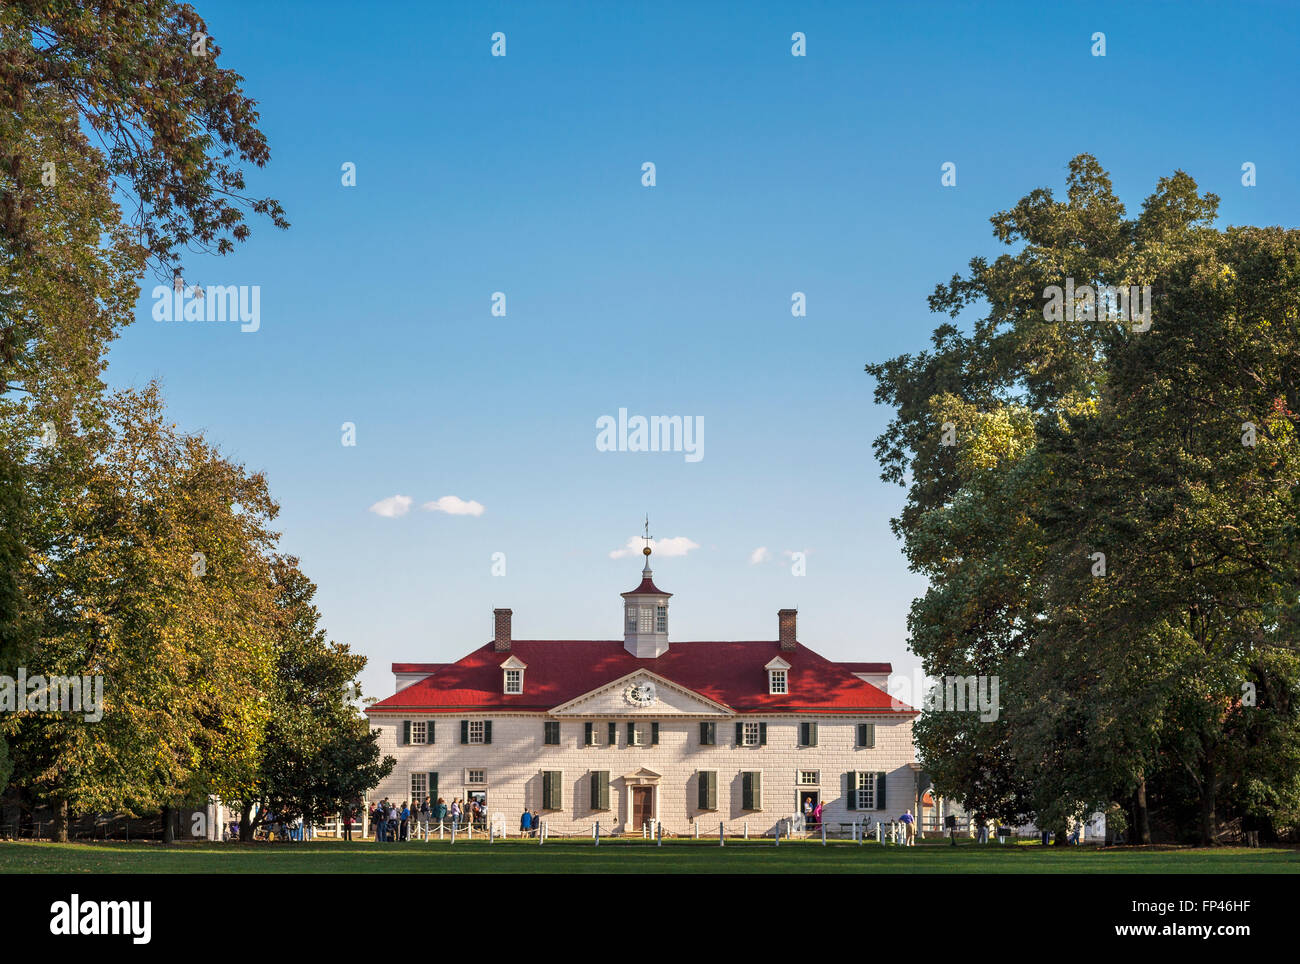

{"left": 104, "top": 0, "right": 1300, "bottom": 701}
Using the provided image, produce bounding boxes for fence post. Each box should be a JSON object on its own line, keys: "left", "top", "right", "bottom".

{"left": 694, "top": 821, "right": 699, "bottom": 840}
{"left": 595, "top": 821, "right": 600, "bottom": 846}
{"left": 774, "top": 820, "right": 780, "bottom": 846}
{"left": 657, "top": 821, "right": 662, "bottom": 847}
{"left": 822, "top": 822, "right": 827, "bottom": 846}
{"left": 744, "top": 821, "right": 748, "bottom": 840}
{"left": 719, "top": 822, "right": 724, "bottom": 847}
{"left": 489, "top": 823, "right": 494, "bottom": 845}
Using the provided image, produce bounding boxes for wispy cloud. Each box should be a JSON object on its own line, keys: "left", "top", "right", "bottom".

{"left": 610, "top": 536, "right": 700, "bottom": 560}
{"left": 422, "top": 495, "right": 485, "bottom": 517}
{"left": 749, "top": 546, "right": 770, "bottom": 565}
{"left": 369, "top": 494, "right": 412, "bottom": 518}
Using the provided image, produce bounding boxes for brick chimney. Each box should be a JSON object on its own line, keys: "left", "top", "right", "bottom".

{"left": 493, "top": 608, "right": 512, "bottom": 651}
{"left": 778, "top": 609, "right": 797, "bottom": 651}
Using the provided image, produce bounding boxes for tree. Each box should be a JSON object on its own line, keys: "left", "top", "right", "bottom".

{"left": 235, "top": 558, "right": 393, "bottom": 841}
{"left": 867, "top": 156, "right": 1300, "bottom": 843}
{"left": 4, "top": 384, "right": 279, "bottom": 839}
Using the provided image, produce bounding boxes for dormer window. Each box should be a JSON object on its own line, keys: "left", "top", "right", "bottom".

{"left": 501, "top": 655, "right": 527, "bottom": 694}
{"left": 765, "top": 656, "right": 791, "bottom": 695}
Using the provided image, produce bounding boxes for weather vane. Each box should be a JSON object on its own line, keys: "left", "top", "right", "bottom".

{"left": 642, "top": 515, "right": 653, "bottom": 556}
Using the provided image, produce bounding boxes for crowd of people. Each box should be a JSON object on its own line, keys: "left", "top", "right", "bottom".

{"left": 366, "top": 796, "right": 494, "bottom": 841}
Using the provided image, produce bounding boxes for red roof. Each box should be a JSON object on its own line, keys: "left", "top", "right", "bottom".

{"left": 369, "top": 640, "right": 915, "bottom": 716}
{"left": 392, "top": 663, "right": 448, "bottom": 675}
{"left": 622, "top": 576, "right": 670, "bottom": 595}
{"left": 838, "top": 662, "right": 892, "bottom": 674}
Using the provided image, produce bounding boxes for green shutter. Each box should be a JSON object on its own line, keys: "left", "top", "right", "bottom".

{"left": 402, "top": 720, "right": 411, "bottom": 745}
{"left": 753, "top": 771, "right": 762, "bottom": 810}
{"left": 608, "top": 722, "right": 617, "bottom": 745}
{"left": 808, "top": 722, "right": 817, "bottom": 747}
{"left": 698, "top": 771, "right": 716, "bottom": 810}
{"left": 591, "top": 771, "right": 609, "bottom": 811}
{"left": 759, "top": 722, "right": 767, "bottom": 746}
{"left": 585, "top": 722, "right": 594, "bottom": 746}
{"left": 483, "top": 721, "right": 492, "bottom": 744}
{"left": 428, "top": 772, "right": 438, "bottom": 801}
{"left": 429, "top": 721, "right": 435, "bottom": 744}
{"left": 741, "top": 772, "right": 752, "bottom": 811}
{"left": 735, "top": 722, "right": 744, "bottom": 746}
{"left": 651, "top": 722, "right": 660, "bottom": 745}
{"left": 860, "top": 723, "right": 875, "bottom": 748}
{"left": 543, "top": 771, "right": 561, "bottom": 810}
{"left": 856, "top": 723, "right": 865, "bottom": 747}
{"left": 627, "top": 722, "right": 636, "bottom": 745}
{"left": 845, "top": 772, "right": 858, "bottom": 810}
{"left": 460, "top": 720, "right": 468, "bottom": 744}
{"left": 876, "top": 772, "right": 887, "bottom": 811}
{"left": 699, "top": 722, "right": 709, "bottom": 745}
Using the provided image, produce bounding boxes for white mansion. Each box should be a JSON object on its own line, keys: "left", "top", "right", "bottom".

{"left": 366, "top": 547, "right": 921, "bottom": 836}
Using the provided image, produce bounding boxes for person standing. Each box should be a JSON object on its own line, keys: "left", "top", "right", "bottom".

{"left": 521, "top": 809, "right": 532, "bottom": 837}
{"left": 812, "top": 799, "right": 824, "bottom": 829}
{"left": 901, "top": 809, "right": 916, "bottom": 846}
{"left": 435, "top": 797, "right": 447, "bottom": 831}
{"left": 342, "top": 807, "right": 353, "bottom": 842}
{"left": 450, "top": 798, "right": 461, "bottom": 832}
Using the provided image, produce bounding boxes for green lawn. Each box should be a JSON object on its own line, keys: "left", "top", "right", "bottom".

{"left": 3, "top": 838, "right": 1297, "bottom": 873}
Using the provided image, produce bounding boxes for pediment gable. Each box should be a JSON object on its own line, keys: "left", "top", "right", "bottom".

{"left": 550, "top": 670, "right": 731, "bottom": 717}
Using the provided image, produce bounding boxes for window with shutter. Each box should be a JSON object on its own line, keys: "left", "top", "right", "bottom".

{"left": 402, "top": 720, "right": 411, "bottom": 745}
{"left": 651, "top": 722, "right": 660, "bottom": 745}
{"left": 698, "top": 771, "right": 717, "bottom": 810}
{"left": 544, "top": 721, "right": 560, "bottom": 745}
{"left": 483, "top": 721, "right": 492, "bottom": 745}
{"left": 543, "top": 771, "right": 562, "bottom": 810}
{"left": 759, "top": 722, "right": 767, "bottom": 746}
{"left": 428, "top": 772, "right": 438, "bottom": 801}
{"left": 699, "top": 722, "right": 715, "bottom": 746}
{"left": 845, "top": 771, "right": 858, "bottom": 810}
{"left": 608, "top": 722, "right": 617, "bottom": 746}
{"left": 428, "top": 721, "right": 436, "bottom": 744}
{"left": 584, "top": 722, "right": 595, "bottom": 746}
{"left": 741, "top": 771, "right": 762, "bottom": 810}
{"left": 806, "top": 722, "right": 817, "bottom": 746}
{"left": 627, "top": 722, "right": 638, "bottom": 746}
{"left": 590, "top": 771, "right": 610, "bottom": 811}
{"left": 876, "top": 772, "right": 887, "bottom": 811}
{"left": 460, "top": 720, "right": 469, "bottom": 744}
{"left": 857, "top": 723, "right": 875, "bottom": 748}
{"left": 735, "top": 722, "right": 744, "bottom": 746}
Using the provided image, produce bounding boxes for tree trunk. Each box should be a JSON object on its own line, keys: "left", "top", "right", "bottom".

{"left": 1198, "top": 758, "right": 1217, "bottom": 846}
{"left": 51, "top": 797, "right": 69, "bottom": 843}
{"left": 161, "top": 805, "right": 175, "bottom": 845}
{"left": 240, "top": 802, "right": 255, "bottom": 842}
{"left": 1135, "top": 775, "right": 1151, "bottom": 845}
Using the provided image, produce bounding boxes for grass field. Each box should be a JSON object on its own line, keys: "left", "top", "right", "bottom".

{"left": 3, "top": 838, "right": 1297, "bottom": 874}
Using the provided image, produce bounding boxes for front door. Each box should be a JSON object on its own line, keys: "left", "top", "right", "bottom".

{"left": 632, "top": 786, "right": 652, "bottom": 830}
